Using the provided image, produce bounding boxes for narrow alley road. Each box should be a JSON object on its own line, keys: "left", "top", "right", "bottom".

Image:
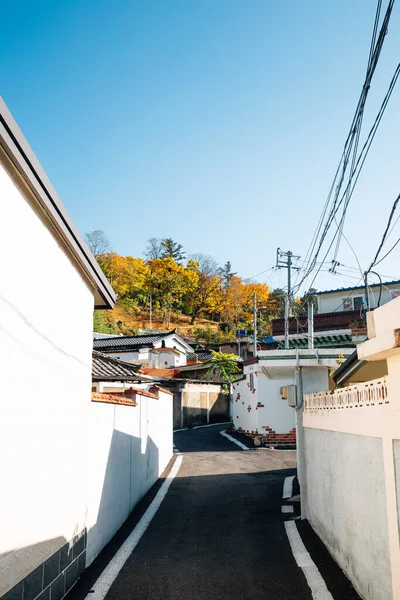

{"left": 69, "top": 424, "right": 359, "bottom": 600}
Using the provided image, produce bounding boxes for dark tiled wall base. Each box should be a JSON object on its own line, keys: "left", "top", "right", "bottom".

{"left": 1, "top": 531, "right": 87, "bottom": 600}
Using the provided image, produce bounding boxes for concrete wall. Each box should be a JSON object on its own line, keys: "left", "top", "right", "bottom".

{"left": 303, "top": 353, "right": 400, "bottom": 599}
{"left": 86, "top": 391, "right": 172, "bottom": 566}
{"left": 170, "top": 382, "right": 229, "bottom": 429}
{"left": 0, "top": 160, "right": 93, "bottom": 599}
{"left": 304, "top": 429, "right": 391, "bottom": 600}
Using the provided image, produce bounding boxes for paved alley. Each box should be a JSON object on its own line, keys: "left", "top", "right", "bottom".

{"left": 68, "top": 424, "right": 359, "bottom": 600}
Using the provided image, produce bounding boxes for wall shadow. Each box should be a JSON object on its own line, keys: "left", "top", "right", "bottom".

{"left": 86, "top": 429, "right": 159, "bottom": 568}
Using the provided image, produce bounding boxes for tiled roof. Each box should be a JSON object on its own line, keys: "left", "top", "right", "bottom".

{"left": 124, "top": 386, "right": 158, "bottom": 399}
{"left": 187, "top": 351, "right": 213, "bottom": 361}
{"left": 139, "top": 367, "right": 181, "bottom": 379}
{"left": 92, "top": 351, "right": 147, "bottom": 381}
{"left": 92, "top": 391, "right": 138, "bottom": 407}
{"left": 93, "top": 329, "right": 178, "bottom": 351}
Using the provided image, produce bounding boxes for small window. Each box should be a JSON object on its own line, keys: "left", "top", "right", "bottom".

{"left": 342, "top": 298, "right": 352, "bottom": 311}
{"left": 250, "top": 373, "right": 254, "bottom": 391}
{"left": 161, "top": 340, "right": 166, "bottom": 348}
{"left": 353, "top": 296, "right": 364, "bottom": 310}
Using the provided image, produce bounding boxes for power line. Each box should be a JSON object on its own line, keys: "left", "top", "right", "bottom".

{"left": 367, "top": 192, "right": 400, "bottom": 270}
{"left": 295, "top": 1, "right": 397, "bottom": 294}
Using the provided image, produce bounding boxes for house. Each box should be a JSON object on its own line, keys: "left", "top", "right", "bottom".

{"left": 0, "top": 98, "right": 117, "bottom": 600}
{"left": 139, "top": 361, "right": 236, "bottom": 429}
{"left": 271, "top": 281, "right": 400, "bottom": 350}
{"left": 301, "top": 295, "right": 400, "bottom": 599}
{"left": 315, "top": 279, "right": 400, "bottom": 313}
{"left": 232, "top": 347, "right": 353, "bottom": 447}
{"left": 93, "top": 329, "right": 193, "bottom": 367}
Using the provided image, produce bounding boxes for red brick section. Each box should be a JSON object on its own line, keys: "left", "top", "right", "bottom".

{"left": 261, "top": 426, "right": 296, "bottom": 445}
{"left": 272, "top": 309, "right": 366, "bottom": 335}
{"left": 349, "top": 321, "right": 367, "bottom": 337}
{"left": 92, "top": 392, "right": 137, "bottom": 407}
{"left": 235, "top": 425, "right": 296, "bottom": 445}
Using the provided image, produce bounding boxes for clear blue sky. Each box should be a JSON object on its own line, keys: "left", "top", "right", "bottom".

{"left": 2, "top": 0, "right": 400, "bottom": 293}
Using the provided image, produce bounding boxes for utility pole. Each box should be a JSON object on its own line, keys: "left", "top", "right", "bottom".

{"left": 276, "top": 249, "right": 300, "bottom": 349}
{"left": 253, "top": 293, "right": 257, "bottom": 357}
{"left": 307, "top": 297, "right": 314, "bottom": 349}
{"left": 149, "top": 291, "right": 152, "bottom": 330}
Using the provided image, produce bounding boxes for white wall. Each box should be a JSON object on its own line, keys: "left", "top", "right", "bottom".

{"left": 303, "top": 356, "right": 400, "bottom": 599}
{"left": 232, "top": 376, "right": 258, "bottom": 434}
{"left": 0, "top": 161, "right": 93, "bottom": 595}
{"left": 232, "top": 366, "right": 295, "bottom": 437}
{"left": 318, "top": 286, "right": 398, "bottom": 314}
{"left": 257, "top": 376, "right": 295, "bottom": 434}
{"left": 86, "top": 391, "right": 172, "bottom": 566}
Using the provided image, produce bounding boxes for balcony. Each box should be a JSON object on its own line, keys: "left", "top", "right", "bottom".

{"left": 271, "top": 309, "right": 366, "bottom": 337}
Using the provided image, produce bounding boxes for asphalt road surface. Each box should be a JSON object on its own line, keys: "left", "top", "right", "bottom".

{"left": 69, "top": 424, "right": 360, "bottom": 600}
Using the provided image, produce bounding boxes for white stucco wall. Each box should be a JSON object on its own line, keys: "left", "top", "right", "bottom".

{"left": 232, "top": 365, "right": 295, "bottom": 437}
{"left": 303, "top": 355, "right": 400, "bottom": 599}
{"left": 86, "top": 392, "right": 172, "bottom": 566}
{"left": 317, "top": 286, "right": 398, "bottom": 313}
{"left": 0, "top": 161, "right": 94, "bottom": 594}
{"left": 304, "top": 429, "right": 391, "bottom": 600}
{"left": 257, "top": 376, "right": 295, "bottom": 434}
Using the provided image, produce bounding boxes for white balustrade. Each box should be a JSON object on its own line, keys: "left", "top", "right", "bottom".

{"left": 304, "top": 377, "right": 389, "bottom": 411}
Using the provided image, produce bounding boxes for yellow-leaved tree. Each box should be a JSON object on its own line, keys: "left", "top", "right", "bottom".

{"left": 146, "top": 257, "right": 198, "bottom": 327}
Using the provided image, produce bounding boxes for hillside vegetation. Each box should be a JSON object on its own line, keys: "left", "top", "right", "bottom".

{"left": 89, "top": 232, "right": 286, "bottom": 343}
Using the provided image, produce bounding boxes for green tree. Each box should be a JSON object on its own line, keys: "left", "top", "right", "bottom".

{"left": 221, "top": 261, "right": 237, "bottom": 288}
{"left": 161, "top": 238, "right": 186, "bottom": 263}
{"left": 203, "top": 351, "right": 240, "bottom": 387}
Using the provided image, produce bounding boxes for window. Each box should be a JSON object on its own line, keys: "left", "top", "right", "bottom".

{"left": 353, "top": 296, "right": 364, "bottom": 310}
{"left": 342, "top": 298, "right": 353, "bottom": 311}
{"left": 250, "top": 373, "right": 254, "bottom": 391}
{"left": 392, "top": 290, "right": 400, "bottom": 299}
{"left": 342, "top": 296, "right": 364, "bottom": 311}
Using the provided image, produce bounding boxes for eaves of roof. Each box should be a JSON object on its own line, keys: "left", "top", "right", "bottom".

{"left": 92, "top": 351, "right": 151, "bottom": 382}
{"left": 0, "top": 97, "right": 116, "bottom": 309}
{"left": 93, "top": 329, "right": 180, "bottom": 351}
{"left": 313, "top": 280, "right": 400, "bottom": 296}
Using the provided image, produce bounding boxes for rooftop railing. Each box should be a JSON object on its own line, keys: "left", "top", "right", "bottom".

{"left": 304, "top": 377, "right": 389, "bottom": 411}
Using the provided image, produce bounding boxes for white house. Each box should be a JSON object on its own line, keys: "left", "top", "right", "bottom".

{"left": 232, "top": 348, "right": 352, "bottom": 446}
{"left": 314, "top": 280, "right": 400, "bottom": 313}
{"left": 93, "top": 329, "right": 193, "bottom": 367}
{"left": 271, "top": 280, "right": 400, "bottom": 351}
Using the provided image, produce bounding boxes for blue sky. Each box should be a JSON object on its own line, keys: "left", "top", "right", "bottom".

{"left": 2, "top": 0, "right": 400, "bottom": 293}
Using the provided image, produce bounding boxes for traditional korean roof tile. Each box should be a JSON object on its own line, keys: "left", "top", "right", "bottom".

{"left": 93, "top": 330, "right": 178, "bottom": 351}
{"left": 92, "top": 351, "right": 147, "bottom": 381}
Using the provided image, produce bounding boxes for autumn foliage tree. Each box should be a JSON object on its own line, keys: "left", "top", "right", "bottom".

{"left": 88, "top": 231, "right": 289, "bottom": 338}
